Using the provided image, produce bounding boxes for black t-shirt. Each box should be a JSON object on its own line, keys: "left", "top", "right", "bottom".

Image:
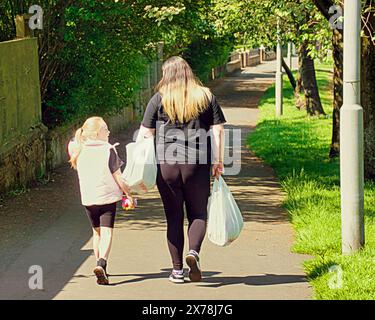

{"left": 141, "top": 92, "right": 226, "bottom": 164}
{"left": 141, "top": 92, "right": 226, "bottom": 129}
{"left": 109, "top": 149, "right": 124, "bottom": 173}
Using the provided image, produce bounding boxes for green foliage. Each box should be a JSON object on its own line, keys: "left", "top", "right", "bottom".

{"left": 1, "top": 1, "right": 235, "bottom": 127}
{"left": 184, "top": 36, "right": 233, "bottom": 83}
{"left": 42, "top": 1, "right": 153, "bottom": 126}
{"left": 0, "top": 0, "right": 162, "bottom": 127}
{"left": 0, "top": 1, "right": 15, "bottom": 41}
{"left": 42, "top": 0, "right": 162, "bottom": 127}
{"left": 144, "top": 3, "right": 186, "bottom": 26}
{"left": 146, "top": 0, "right": 234, "bottom": 82}
{"left": 1, "top": 1, "right": 374, "bottom": 128}
{"left": 210, "top": 0, "right": 333, "bottom": 59}
{"left": 248, "top": 61, "right": 375, "bottom": 299}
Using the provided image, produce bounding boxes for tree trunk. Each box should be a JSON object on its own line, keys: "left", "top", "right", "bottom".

{"left": 313, "top": 0, "right": 375, "bottom": 179}
{"left": 300, "top": 41, "right": 326, "bottom": 116}
{"left": 329, "top": 29, "right": 343, "bottom": 158}
{"left": 312, "top": 0, "right": 343, "bottom": 157}
{"left": 294, "top": 49, "right": 305, "bottom": 110}
{"left": 361, "top": 2, "right": 375, "bottom": 179}
{"left": 282, "top": 56, "right": 296, "bottom": 90}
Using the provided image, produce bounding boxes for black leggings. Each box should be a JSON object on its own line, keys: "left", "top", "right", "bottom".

{"left": 84, "top": 202, "right": 117, "bottom": 228}
{"left": 156, "top": 163, "right": 211, "bottom": 270}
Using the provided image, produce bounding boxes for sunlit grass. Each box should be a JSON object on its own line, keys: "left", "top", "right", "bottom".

{"left": 248, "top": 59, "right": 375, "bottom": 299}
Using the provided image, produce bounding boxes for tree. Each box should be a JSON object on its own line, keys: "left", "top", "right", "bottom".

{"left": 288, "top": 1, "right": 328, "bottom": 116}
{"left": 314, "top": 0, "right": 375, "bottom": 179}
{"left": 210, "top": 0, "right": 328, "bottom": 116}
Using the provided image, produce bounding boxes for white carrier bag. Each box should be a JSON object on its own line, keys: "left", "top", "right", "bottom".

{"left": 207, "top": 176, "right": 243, "bottom": 246}
{"left": 122, "top": 134, "right": 157, "bottom": 194}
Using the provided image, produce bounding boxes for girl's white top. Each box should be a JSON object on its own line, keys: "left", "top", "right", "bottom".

{"left": 75, "top": 139, "right": 122, "bottom": 206}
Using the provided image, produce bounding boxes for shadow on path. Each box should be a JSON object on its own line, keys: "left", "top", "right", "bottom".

{"left": 72, "top": 269, "right": 307, "bottom": 288}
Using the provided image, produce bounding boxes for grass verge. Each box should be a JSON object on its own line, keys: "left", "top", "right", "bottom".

{"left": 247, "top": 60, "right": 375, "bottom": 299}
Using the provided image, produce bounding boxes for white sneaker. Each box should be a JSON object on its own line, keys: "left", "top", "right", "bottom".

{"left": 168, "top": 270, "right": 185, "bottom": 283}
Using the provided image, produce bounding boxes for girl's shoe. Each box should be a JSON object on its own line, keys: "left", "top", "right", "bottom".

{"left": 186, "top": 251, "right": 202, "bottom": 282}
{"left": 94, "top": 258, "right": 109, "bottom": 285}
{"left": 168, "top": 270, "right": 185, "bottom": 283}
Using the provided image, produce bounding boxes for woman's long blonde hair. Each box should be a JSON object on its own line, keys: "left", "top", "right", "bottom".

{"left": 156, "top": 56, "right": 212, "bottom": 123}
{"left": 69, "top": 116, "right": 106, "bottom": 170}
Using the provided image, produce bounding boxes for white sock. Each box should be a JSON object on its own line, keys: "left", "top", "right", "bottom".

{"left": 189, "top": 249, "right": 199, "bottom": 256}
{"left": 173, "top": 269, "right": 183, "bottom": 274}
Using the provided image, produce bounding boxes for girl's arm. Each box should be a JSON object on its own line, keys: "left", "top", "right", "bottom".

{"left": 211, "top": 124, "right": 225, "bottom": 178}
{"left": 112, "top": 169, "right": 134, "bottom": 204}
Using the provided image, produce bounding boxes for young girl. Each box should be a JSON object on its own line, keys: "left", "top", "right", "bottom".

{"left": 68, "top": 116, "right": 134, "bottom": 285}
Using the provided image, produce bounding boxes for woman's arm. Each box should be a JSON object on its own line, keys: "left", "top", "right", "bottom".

{"left": 138, "top": 125, "right": 155, "bottom": 139}
{"left": 211, "top": 124, "right": 225, "bottom": 178}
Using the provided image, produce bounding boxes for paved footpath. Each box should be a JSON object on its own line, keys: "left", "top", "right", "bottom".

{"left": 0, "top": 59, "right": 312, "bottom": 300}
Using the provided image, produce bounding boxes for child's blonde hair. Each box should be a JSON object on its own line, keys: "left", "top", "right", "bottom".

{"left": 69, "top": 116, "right": 106, "bottom": 170}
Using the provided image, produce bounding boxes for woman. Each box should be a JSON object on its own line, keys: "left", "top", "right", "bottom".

{"left": 138, "top": 56, "right": 226, "bottom": 283}
{"left": 69, "top": 116, "right": 134, "bottom": 285}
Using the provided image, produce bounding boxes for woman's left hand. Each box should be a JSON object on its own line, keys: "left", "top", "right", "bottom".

{"left": 212, "top": 162, "right": 224, "bottom": 179}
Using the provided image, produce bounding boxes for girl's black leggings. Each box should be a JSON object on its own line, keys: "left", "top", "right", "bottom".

{"left": 156, "top": 163, "right": 211, "bottom": 270}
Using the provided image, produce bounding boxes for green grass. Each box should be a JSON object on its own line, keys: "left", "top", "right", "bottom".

{"left": 247, "top": 60, "right": 375, "bottom": 299}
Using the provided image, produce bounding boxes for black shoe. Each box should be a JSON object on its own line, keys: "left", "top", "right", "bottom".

{"left": 168, "top": 270, "right": 185, "bottom": 284}
{"left": 99, "top": 258, "right": 107, "bottom": 273}
{"left": 186, "top": 251, "right": 202, "bottom": 282}
{"left": 94, "top": 258, "right": 109, "bottom": 285}
{"left": 93, "top": 266, "right": 109, "bottom": 285}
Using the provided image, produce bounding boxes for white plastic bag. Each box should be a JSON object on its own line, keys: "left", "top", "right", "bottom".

{"left": 207, "top": 176, "right": 243, "bottom": 246}
{"left": 122, "top": 135, "right": 157, "bottom": 194}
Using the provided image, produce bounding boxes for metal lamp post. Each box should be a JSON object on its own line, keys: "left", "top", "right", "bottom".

{"left": 340, "top": 0, "right": 365, "bottom": 254}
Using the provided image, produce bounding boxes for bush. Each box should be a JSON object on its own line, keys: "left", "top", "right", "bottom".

{"left": 41, "top": 0, "right": 158, "bottom": 127}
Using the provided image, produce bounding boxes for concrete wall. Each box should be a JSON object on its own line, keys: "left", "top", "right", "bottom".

{"left": 226, "top": 59, "right": 242, "bottom": 73}
{"left": 210, "top": 65, "right": 227, "bottom": 81}
{"left": 209, "top": 48, "right": 275, "bottom": 81}
{"left": 264, "top": 50, "right": 276, "bottom": 61}
{"left": 0, "top": 124, "right": 47, "bottom": 193}
{"left": 241, "top": 50, "right": 262, "bottom": 67}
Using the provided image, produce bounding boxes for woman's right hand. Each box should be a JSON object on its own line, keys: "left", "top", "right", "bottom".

{"left": 212, "top": 162, "right": 224, "bottom": 179}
